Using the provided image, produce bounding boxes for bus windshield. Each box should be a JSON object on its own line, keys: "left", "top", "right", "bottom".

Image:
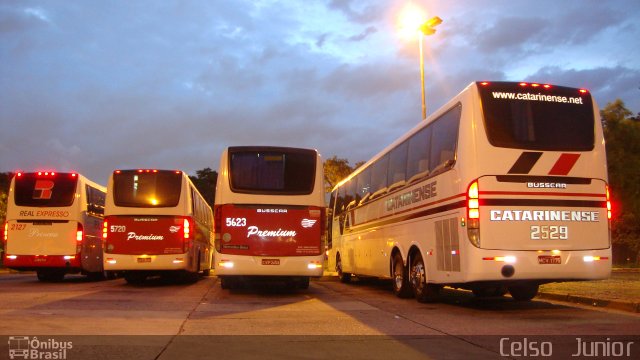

{"left": 478, "top": 82, "right": 594, "bottom": 151}
{"left": 14, "top": 173, "right": 78, "bottom": 207}
{"left": 229, "top": 147, "right": 316, "bottom": 195}
{"left": 113, "top": 170, "right": 182, "bottom": 207}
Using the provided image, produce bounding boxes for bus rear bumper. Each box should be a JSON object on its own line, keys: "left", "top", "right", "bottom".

{"left": 461, "top": 248, "right": 612, "bottom": 284}
{"left": 103, "top": 253, "right": 191, "bottom": 271}
{"left": 214, "top": 253, "right": 324, "bottom": 277}
{"left": 3, "top": 254, "right": 81, "bottom": 271}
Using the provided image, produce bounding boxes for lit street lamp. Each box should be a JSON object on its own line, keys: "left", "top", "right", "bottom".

{"left": 399, "top": 5, "right": 442, "bottom": 120}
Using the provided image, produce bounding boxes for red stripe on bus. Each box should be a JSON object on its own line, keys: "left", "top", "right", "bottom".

{"left": 548, "top": 153, "right": 580, "bottom": 175}
{"left": 480, "top": 190, "right": 606, "bottom": 198}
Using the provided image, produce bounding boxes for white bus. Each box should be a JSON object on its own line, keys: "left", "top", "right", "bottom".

{"left": 214, "top": 146, "right": 325, "bottom": 289}
{"left": 4, "top": 171, "right": 108, "bottom": 281}
{"left": 102, "top": 169, "right": 213, "bottom": 284}
{"left": 327, "top": 81, "right": 611, "bottom": 302}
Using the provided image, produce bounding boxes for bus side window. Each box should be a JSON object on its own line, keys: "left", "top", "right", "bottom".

{"left": 429, "top": 104, "right": 461, "bottom": 174}
{"left": 407, "top": 126, "right": 432, "bottom": 183}
{"left": 86, "top": 185, "right": 105, "bottom": 217}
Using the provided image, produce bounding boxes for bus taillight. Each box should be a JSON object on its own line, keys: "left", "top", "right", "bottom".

{"left": 183, "top": 218, "right": 191, "bottom": 239}
{"left": 102, "top": 220, "right": 108, "bottom": 240}
{"left": 467, "top": 181, "right": 480, "bottom": 220}
{"left": 3, "top": 221, "right": 7, "bottom": 242}
{"left": 76, "top": 223, "right": 84, "bottom": 254}
{"left": 76, "top": 223, "right": 83, "bottom": 242}
{"left": 467, "top": 180, "right": 481, "bottom": 247}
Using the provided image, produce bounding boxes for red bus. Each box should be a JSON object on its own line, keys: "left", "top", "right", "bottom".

{"left": 214, "top": 146, "right": 326, "bottom": 289}
{"left": 4, "top": 171, "right": 108, "bottom": 281}
{"left": 103, "top": 169, "right": 213, "bottom": 284}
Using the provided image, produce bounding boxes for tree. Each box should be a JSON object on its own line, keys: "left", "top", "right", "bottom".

{"left": 601, "top": 100, "right": 640, "bottom": 264}
{"left": 323, "top": 156, "right": 357, "bottom": 193}
{"left": 0, "top": 172, "right": 13, "bottom": 258}
{"left": 189, "top": 168, "right": 218, "bottom": 207}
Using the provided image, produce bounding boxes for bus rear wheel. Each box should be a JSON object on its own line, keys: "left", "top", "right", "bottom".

{"left": 124, "top": 272, "right": 146, "bottom": 285}
{"left": 220, "top": 276, "right": 240, "bottom": 290}
{"left": 392, "top": 252, "right": 413, "bottom": 298}
{"left": 410, "top": 252, "right": 440, "bottom": 303}
{"left": 508, "top": 284, "right": 539, "bottom": 301}
{"left": 37, "top": 269, "right": 65, "bottom": 282}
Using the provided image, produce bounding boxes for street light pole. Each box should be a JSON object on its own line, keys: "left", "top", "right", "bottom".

{"left": 417, "top": 16, "right": 442, "bottom": 121}
{"left": 419, "top": 32, "right": 426, "bottom": 120}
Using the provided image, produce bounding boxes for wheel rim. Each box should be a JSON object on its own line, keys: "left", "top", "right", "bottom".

{"left": 411, "top": 257, "right": 425, "bottom": 292}
{"left": 393, "top": 259, "right": 404, "bottom": 289}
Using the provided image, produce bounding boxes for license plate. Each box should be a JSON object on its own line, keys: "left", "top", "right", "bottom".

{"left": 538, "top": 255, "right": 561, "bottom": 264}
{"left": 137, "top": 258, "right": 151, "bottom": 263}
{"left": 262, "top": 259, "right": 280, "bottom": 265}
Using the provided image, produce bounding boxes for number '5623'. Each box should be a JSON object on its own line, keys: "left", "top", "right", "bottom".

{"left": 225, "top": 218, "right": 246, "bottom": 227}
{"left": 531, "top": 225, "right": 568, "bottom": 240}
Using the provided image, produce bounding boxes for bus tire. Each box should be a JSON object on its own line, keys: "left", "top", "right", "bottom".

{"left": 124, "top": 272, "right": 146, "bottom": 285}
{"left": 298, "top": 277, "right": 310, "bottom": 289}
{"left": 87, "top": 271, "right": 106, "bottom": 281}
{"left": 508, "top": 284, "right": 539, "bottom": 301}
{"left": 37, "top": 269, "right": 65, "bottom": 282}
{"left": 473, "top": 286, "right": 508, "bottom": 298}
{"left": 392, "top": 252, "right": 413, "bottom": 298}
{"left": 410, "top": 252, "right": 440, "bottom": 303}
{"left": 220, "top": 276, "right": 239, "bottom": 290}
{"left": 336, "top": 254, "right": 351, "bottom": 283}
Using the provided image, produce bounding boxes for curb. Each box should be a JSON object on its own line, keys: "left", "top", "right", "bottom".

{"left": 536, "top": 291, "right": 640, "bottom": 313}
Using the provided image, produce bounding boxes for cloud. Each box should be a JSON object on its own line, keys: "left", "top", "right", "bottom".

{"left": 327, "top": 0, "right": 382, "bottom": 24}
{"left": 347, "top": 26, "right": 377, "bottom": 42}
{"left": 527, "top": 66, "right": 640, "bottom": 111}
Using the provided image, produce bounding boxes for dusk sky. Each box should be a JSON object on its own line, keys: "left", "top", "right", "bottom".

{"left": 1, "top": 0, "right": 639, "bottom": 184}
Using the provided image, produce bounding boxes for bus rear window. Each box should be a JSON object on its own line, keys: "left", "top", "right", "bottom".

{"left": 113, "top": 170, "right": 182, "bottom": 207}
{"left": 14, "top": 173, "right": 78, "bottom": 207}
{"left": 478, "top": 82, "right": 594, "bottom": 151}
{"left": 229, "top": 147, "right": 316, "bottom": 195}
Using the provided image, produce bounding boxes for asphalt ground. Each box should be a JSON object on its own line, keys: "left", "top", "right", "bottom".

{"left": 1, "top": 268, "right": 639, "bottom": 313}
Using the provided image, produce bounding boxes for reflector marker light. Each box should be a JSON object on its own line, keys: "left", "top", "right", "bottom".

{"left": 308, "top": 261, "right": 322, "bottom": 270}
{"left": 106, "top": 258, "right": 116, "bottom": 264}
{"left": 483, "top": 256, "right": 516, "bottom": 263}
{"left": 7, "top": 255, "right": 17, "bottom": 260}
{"left": 219, "top": 260, "right": 234, "bottom": 269}
{"left": 606, "top": 185, "right": 612, "bottom": 220}
{"left": 583, "top": 256, "right": 608, "bottom": 262}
